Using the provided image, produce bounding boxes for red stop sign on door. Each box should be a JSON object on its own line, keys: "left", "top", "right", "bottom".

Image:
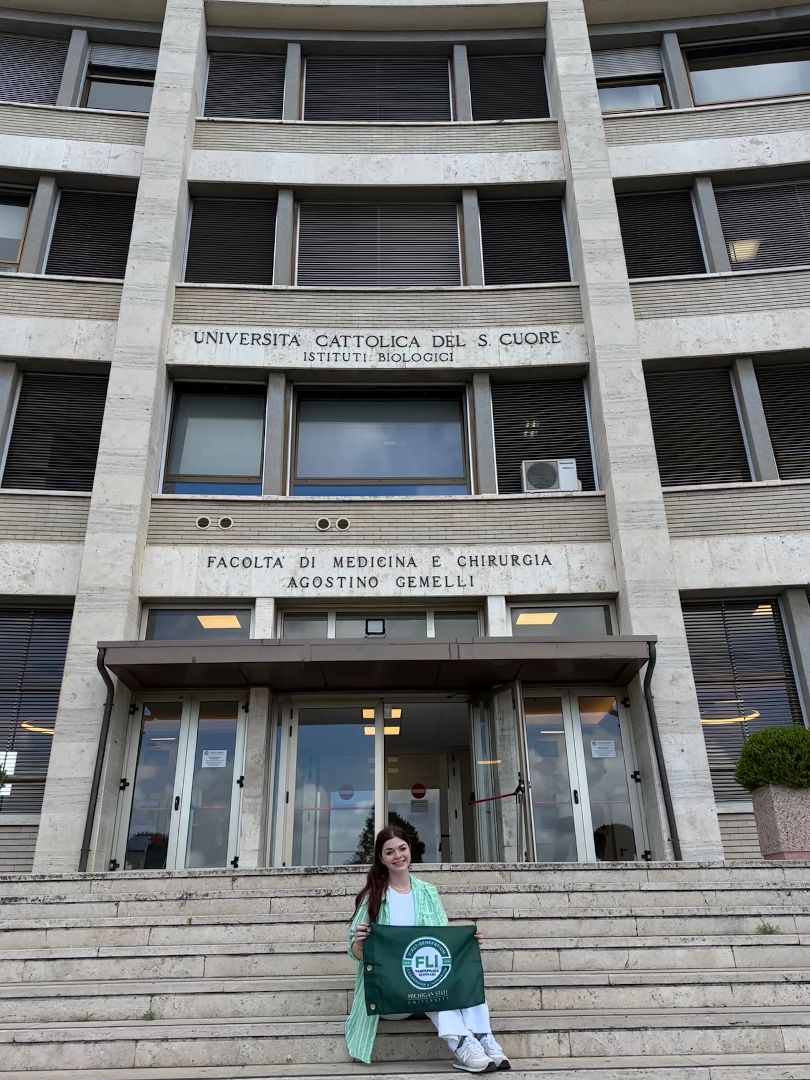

{"left": 411, "top": 783, "right": 426, "bottom": 800}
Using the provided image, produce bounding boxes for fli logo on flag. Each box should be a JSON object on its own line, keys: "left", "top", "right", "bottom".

{"left": 401, "top": 936, "right": 452, "bottom": 990}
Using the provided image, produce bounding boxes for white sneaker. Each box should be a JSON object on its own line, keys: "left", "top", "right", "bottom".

{"left": 477, "top": 1033, "right": 511, "bottom": 1071}
{"left": 451, "top": 1035, "right": 497, "bottom": 1073}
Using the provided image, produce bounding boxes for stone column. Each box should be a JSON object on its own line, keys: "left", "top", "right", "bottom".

{"left": 18, "top": 178, "right": 59, "bottom": 274}
{"left": 238, "top": 687, "right": 271, "bottom": 867}
{"left": 253, "top": 596, "right": 277, "bottom": 637}
{"left": 0, "top": 361, "right": 18, "bottom": 455}
{"left": 472, "top": 373, "right": 497, "bottom": 494}
{"left": 486, "top": 596, "right": 510, "bottom": 636}
{"left": 56, "top": 29, "right": 89, "bottom": 107}
{"left": 453, "top": 45, "right": 473, "bottom": 121}
{"left": 461, "top": 188, "right": 484, "bottom": 286}
{"left": 693, "top": 177, "right": 731, "bottom": 273}
{"left": 660, "top": 32, "right": 692, "bottom": 110}
{"left": 272, "top": 190, "right": 296, "bottom": 286}
{"left": 782, "top": 589, "right": 810, "bottom": 723}
{"left": 33, "top": 0, "right": 208, "bottom": 873}
{"left": 546, "top": 0, "right": 723, "bottom": 860}
{"left": 283, "top": 43, "right": 302, "bottom": 121}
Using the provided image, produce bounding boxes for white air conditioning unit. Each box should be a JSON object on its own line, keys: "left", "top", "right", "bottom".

{"left": 521, "top": 458, "right": 580, "bottom": 493}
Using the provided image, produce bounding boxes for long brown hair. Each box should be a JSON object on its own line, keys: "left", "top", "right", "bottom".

{"left": 353, "top": 826, "right": 412, "bottom": 923}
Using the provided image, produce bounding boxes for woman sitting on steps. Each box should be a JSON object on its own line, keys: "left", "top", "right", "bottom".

{"left": 345, "top": 825, "right": 511, "bottom": 1073}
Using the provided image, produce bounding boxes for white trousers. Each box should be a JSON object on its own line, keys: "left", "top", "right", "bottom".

{"left": 380, "top": 1002, "right": 492, "bottom": 1052}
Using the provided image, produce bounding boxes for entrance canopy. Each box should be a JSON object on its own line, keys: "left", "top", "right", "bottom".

{"left": 100, "top": 636, "right": 654, "bottom": 692}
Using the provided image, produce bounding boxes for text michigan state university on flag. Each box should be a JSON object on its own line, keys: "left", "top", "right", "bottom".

{"left": 363, "top": 925, "right": 485, "bottom": 1015}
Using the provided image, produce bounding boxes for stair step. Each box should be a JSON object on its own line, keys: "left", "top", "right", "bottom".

{"left": 2, "top": 969, "right": 810, "bottom": 1023}
{"left": 2, "top": 1008, "right": 810, "bottom": 1070}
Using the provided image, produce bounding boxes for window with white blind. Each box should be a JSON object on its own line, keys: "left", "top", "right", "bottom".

{"left": 82, "top": 43, "right": 158, "bottom": 113}
{"left": 282, "top": 609, "right": 481, "bottom": 639}
{"left": 490, "top": 378, "right": 596, "bottom": 494}
{"left": 617, "top": 190, "right": 706, "bottom": 278}
{"left": 468, "top": 54, "right": 550, "bottom": 119}
{"left": 645, "top": 369, "right": 751, "bottom": 486}
{"left": 715, "top": 180, "right": 810, "bottom": 271}
{"left": 0, "top": 607, "right": 72, "bottom": 815}
{"left": 303, "top": 56, "right": 452, "bottom": 121}
{"left": 296, "top": 202, "right": 461, "bottom": 287}
{"left": 204, "top": 53, "right": 286, "bottom": 119}
{"left": 45, "top": 190, "right": 136, "bottom": 279}
{"left": 163, "top": 383, "right": 266, "bottom": 495}
{"left": 593, "top": 46, "right": 669, "bottom": 113}
{"left": 480, "top": 199, "right": 570, "bottom": 285}
{"left": 754, "top": 361, "right": 810, "bottom": 480}
{"left": 185, "top": 198, "right": 277, "bottom": 285}
{"left": 1, "top": 372, "right": 108, "bottom": 491}
{"left": 0, "top": 33, "right": 68, "bottom": 106}
{"left": 687, "top": 38, "right": 810, "bottom": 106}
{"left": 682, "top": 598, "right": 804, "bottom": 802}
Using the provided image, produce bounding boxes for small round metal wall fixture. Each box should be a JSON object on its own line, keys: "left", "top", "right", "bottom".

{"left": 335, "top": 517, "right": 351, "bottom": 531}
{"left": 316, "top": 517, "right": 331, "bottom": 532}
{"left": 196, "top": 516, "right": 211, "bottom": 529}
{"left": 219, "top": 516, "right": 233, "bottom": 530}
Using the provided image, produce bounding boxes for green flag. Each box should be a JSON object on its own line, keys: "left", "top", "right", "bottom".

{"left": 363, "top": 925, "right": 485, "bottom": 1016}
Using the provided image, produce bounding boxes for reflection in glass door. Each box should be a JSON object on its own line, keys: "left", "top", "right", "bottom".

{"left": 523, "top": 690, "right": 644, "bottom": 862}
{"left": 120, "top": 697, "right": 245, "bottom": 870}
{"left": 288, "top": 707, "right": 375, "bottom": 865}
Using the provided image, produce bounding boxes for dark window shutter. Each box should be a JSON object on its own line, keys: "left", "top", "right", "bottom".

{"left": 646, "top": 369, "right": 750, "bottom": 486}
{"left": 297, "top": 203, "right": 460, "bottom": 287}
{"left": 617, "top": 191, "right": 706, "bottom": 278}
{"left": 46, "top": 191, "right": 136, "bottom": 279}
{"left": 755, "top": 362, "right": 810, "bottom": 480}
{"left": 2, "top": 373, "right": 108, "bottom": 491}
{"left": 715, "top": 181, "right": 810, "bottom": 272}
{"left": 204, "top": 53, "right": 286, "bottom": 119}
{"left": 303, "top": 56, "right": 451, "bottom": 121}
{"left": 682, "top": 598, "right": 803, "bottom": 802}
{"left": 0, "top": 608, "right": 72, "bottom": 815}
{"left": 490, "top": 378, "right": 596, "bottom": 493}
{"left": 468, "top": 54, "right": 549, "bottom": 120}
{"left": 592, "top": 46, "right": 663, "bottom": 79}
{"left": 0, "top": 33, "right": 68, "bottom": 105}
{"left": 480, "top": 199, "right": 570, "bottom": 285}
{"left": 88, "top": 43, "right": 158, "bottom": 71}
{"left": 185, "top": 198, "right": 277, "bottom": 285}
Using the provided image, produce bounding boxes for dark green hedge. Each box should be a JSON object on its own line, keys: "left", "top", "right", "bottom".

{"left": 735, "top": 727, "right": 810, "bottom": 792}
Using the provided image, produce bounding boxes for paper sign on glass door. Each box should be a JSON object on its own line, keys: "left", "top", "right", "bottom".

{"left": 201, "top": 749, "right": 228, "bottom": 768}
{"left": 590, "top": 740, "right": 616, "bottom": 759}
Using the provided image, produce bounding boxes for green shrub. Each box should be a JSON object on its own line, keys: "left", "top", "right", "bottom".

{"left": 735, "top": 726, "right": 810, "bottom": 792}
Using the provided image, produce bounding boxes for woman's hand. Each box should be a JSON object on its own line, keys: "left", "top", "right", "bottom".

{"left": 475, "top": 927, "right": 482, "bottom": 943}
{"left": 353, "top": 922, "right": 370, "bottom": 959}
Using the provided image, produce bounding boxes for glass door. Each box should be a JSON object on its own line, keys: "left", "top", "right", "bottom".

{"left": 117, "top": 696, "right": 246, "bottom": 870}
{"left": 522, "top": 688, "right": 645, "bottom": 862}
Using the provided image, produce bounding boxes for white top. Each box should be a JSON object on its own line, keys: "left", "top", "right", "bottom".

{"left": 386, "top": 886, "right": 415, "bottom": 926}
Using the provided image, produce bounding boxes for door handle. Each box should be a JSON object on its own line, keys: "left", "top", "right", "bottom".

{"left": 174, "top": 795, "right": 180, "bottom": 811}
{"left": 572, "top": 789, "right": 579, "bottom": 805}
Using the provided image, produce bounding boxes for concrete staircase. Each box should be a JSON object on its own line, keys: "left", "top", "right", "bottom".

{"left": 1, "top": 862, "right": 810, "bottom": 1079}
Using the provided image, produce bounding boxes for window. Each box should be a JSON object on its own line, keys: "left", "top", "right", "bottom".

{"left": 490, "top": 378, "right": 596, "bottom": 494}
{"left": 204, "top": 53, "right": 286, "bottom": 119}
{"left": 468, "top": 54, "right": 550, "bottom": 119}
{"left": 682, "top": 598, "right": 804, "bottom": 802}
{"left": 292, "top": 391, "right": 469, "bottom": 496}
{"left": 145, "top": 608, "right": 252, "bottom": 640}
{"left": 163, "top": 383, "right": 265, "bottom": 495}
{"left": 0, "top": 607, "right": 72, "bottom": 815}
{"left": 480, "top": 199, "right": 570, "bottom": 285}
{"left": 598, "top": 79, "right": 667, "bottom": 113}
{"left": 593, "top": 46, "right": 668, "bottom": 113}
{"left": 645, "top": 369, "right": 750, "bottom": 486}
{"left": 687, "top": 39, "right": 810, "bottom": 106}
{"left": 0, "top": 32, "right": 68, "bottom": 106}
{"left": 617, "top": 191, "right": 706, "bottom": 278}
{"left": 82, "top": 42, "right": 157, "bottom": 113}
{"left": 45, "top": 190, "right": 137, "bottom": 279}
{"left": 715, "top": 180, "right": 810, "bottom": 272}
{"left": 511, "top": 605, "right": 613, "bottom": 636}
{"left": 185, "top": 198, "right": 277, "bottom": 285}
{"left": 84, "top": 67, "right": 153, "bottom": 112}
{"left": 0, "top": 192, "right": 31, "bottom": 272}
{"left": 2, "top": 372, "right": 108, "bottom": 491}
{"left": 296, "top": 202, "right": 461, "bottom": 287}
{"left": 281, "top": 608, "right": 481, "bottom": 639}
{"left": 755, "top": 362, "right": 810, "bottom": 480}
{"left": 303, "top": 56, "right": 451, "bottom": 121}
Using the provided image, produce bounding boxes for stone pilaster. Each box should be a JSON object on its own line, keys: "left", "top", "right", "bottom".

{"left": 33, "top": 0, "right": 208, "bottom": 872}
{"left": 546, "top": 0, "right": 723, "bottom": 860}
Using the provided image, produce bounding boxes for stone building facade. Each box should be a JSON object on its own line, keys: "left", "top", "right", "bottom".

{"left": 1, "top": 0, "right": 809, "bottom": 875}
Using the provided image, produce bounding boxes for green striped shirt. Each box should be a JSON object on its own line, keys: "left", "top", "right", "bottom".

{"left": 344, "top": 876, "right": 449, "bottom": 1064}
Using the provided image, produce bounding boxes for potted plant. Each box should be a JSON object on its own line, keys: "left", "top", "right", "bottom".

{"left": 735, "top": 727, "right": 810, "bottom": 859}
